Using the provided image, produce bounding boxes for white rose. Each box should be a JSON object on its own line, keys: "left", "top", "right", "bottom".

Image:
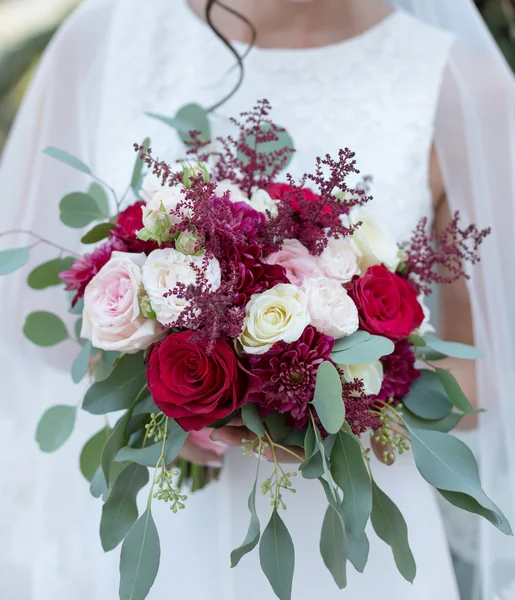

{"left": 415, "top": 294, "right": 436, "bottom": 337}
{"left": 215, "top": 180, "right": 248, "bottom": 204}
{"left": 239, "top": 284, "right": 311, "bottom": 354}
{"left": 141, "top": 248, "right": 221, "bottom": 326}
{"left": 303, "top": 278, "right": 359, "bottom": 339}
{"left": 141, "top": 185, "right": 188, "bottom": 243}
{"left": 316, "top": 237, "right": 360, "bottom": 283}
{"left": 342, "top": 361, "right": 384, "bottom": 396}
{"left": 81, "top": 252, "right": 163, "bottom": 353}
{"left": 140, "top": 163, "right": 209, "bottom": 202}
{"left": 249, "top": 188, "right": 279, "bottom": 218}
{"left": 348, "top": 207, "right": 401, "bottom": 272}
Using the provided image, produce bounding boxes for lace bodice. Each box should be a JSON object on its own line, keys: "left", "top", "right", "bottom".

{"left": 96, "top": 0, "right": 454, "bottom": 243}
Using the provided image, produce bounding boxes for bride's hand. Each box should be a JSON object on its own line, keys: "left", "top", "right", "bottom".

{"left": 210, "top": 418, "right": 305, "bottom": 464}
{"left": 178, "top": 429, "right": 226, "bottom": 468}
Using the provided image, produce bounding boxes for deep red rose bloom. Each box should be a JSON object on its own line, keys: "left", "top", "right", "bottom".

{"left": 266, "top": 183, "right": 331, "bottom": 216}
{"left": 348, "top": 265, "right": 424, "bottom": 341}
{"left": 146, "top": 331, "right": 255, "bottom": 431}
{"left": 111, "top": 201, "right": 157, "bottom": 254}
{"left": 376, "top": 340, "right": 421, "bottom": 403}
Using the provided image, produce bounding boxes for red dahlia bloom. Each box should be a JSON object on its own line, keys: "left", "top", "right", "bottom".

{"left": 376, "top": 340, "right": 421, "bottom": 403}
{"left": 266, "top": 183, "right": 331, "bottom": 216}
{"left": 110, "top": 201, "right": 158, "bottom": 254}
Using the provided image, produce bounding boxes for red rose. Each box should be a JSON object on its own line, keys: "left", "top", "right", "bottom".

{"left": 146, "top": 331, "right": 254, "bottom": 431}
{"left": 111, "top": 201, "right": 157, "bottom": 254}
{"left": 348, "top": 265, "right": 424, "bottom": 341}
{"left": 266, "top": 183, "right": 331, "bottom": 216}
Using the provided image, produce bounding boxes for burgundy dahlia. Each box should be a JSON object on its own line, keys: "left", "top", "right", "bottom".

{"left": 59, "top": 238, "right": 126, "bottom": 306}
{"left": 110, "top": 201, "right": 157, "bottom": 254}
{"left": 376, "top": 340, "right": 421, "bottom": 403}
{"left": 247, "top": 326, "right": 334, "bottom": 429}
{"left": 211, "top": 196, "right": 266, "bottom": 245}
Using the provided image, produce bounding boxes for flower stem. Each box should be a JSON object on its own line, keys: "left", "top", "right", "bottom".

{"left": 0, "top": 229, "right": 81, "bottom": 257}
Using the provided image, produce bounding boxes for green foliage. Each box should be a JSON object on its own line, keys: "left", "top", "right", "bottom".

{"left": 346, "top": 530, "right": 370, "bottom": 573}
{"left": 435, "top": 368, "right": 475, "bottom": 415}
{"left": 23, "top": 311, "right": 68, "bottom": 346}
{"left": 43, "top": 147, "right": 91, "bottom": 174}
{"left": 230, "top": 470, "right": 261, "bottom": 567}
{"left": 131, "top": 137, "right": 150, "bottom": 194}
{"left": 81, "top": 222, "right": 115, "bottom": 244}
{"left": 242, "top": 402, "right": 266, "bottom": 437}
{"left": 423, "top": 334, "right": 482, "bottom": 360}
{"left": 401, "top": 408, "right": 465, "bottom": 433}
{"left": 27, "top": 257, "right": 74, "bottom": 289}
{"left": 148, "top": 103, "right": 211, "bottom": 145}
{"left": 332, "top": 330, "right": 371, "bottom": 353}
{"left": 35, "top": 405, "right": 76, "bottom": 452}
{"left": 71, "top": 341, "right": 92, "bottom": 383}
{"left": 259, "top": 509, "right": 295, "bottom": 600}
{"left": 331, "top": 334, "right": 394, "bottom": 365}
{"left": 320, "top": 505, "right": 347, "bottom": 589}
{"left": 88, "top": 182, "right": 110, "bottom": 217}
{"left": 80, "top": 426, "right": 111, "bottom": 482}
{"left": 310, "top": 361, "right": 344, "bottom": 434}
{"left": 0, "top": 247, "right": 31, "bottom": 275}
{"left": 60, "top": 192, "right": 104, "bottom": 228}
{"left": 102, "top": 412, "right": 131, "bottom": 486}
{"left": 403, "top": 370, "right": 453, "bottom": 420}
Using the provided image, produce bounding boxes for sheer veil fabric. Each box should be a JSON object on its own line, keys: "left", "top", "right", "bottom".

{"left": 388, "top": 1, "right": 515, "bottom": 598}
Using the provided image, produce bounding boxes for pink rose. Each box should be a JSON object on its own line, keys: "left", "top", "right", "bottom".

{"left": 316, "top": 237, "right": 360, "bottom": 283}
{"left": 81, "top": 252, "right": 163, "bottom": 353}
{"left": 266, "top": 239, "right": 323, "bottom": 286}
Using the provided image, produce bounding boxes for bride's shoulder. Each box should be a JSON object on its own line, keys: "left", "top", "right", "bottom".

{"left": 389, "top": 10, "right": 455, "bottom": 52}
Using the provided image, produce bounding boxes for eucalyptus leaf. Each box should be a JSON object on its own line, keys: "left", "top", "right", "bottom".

{"left": 313, "top": 427, "right": 333, "bottom": 490}
{"left": 435, "top": 368, "right": 475, "bottom": 416}
{"left": 119, "top": 508, "right": 160, "bottom": 600}
{"left": 27, "top": 257, "right": 75, "bottom": 289}
{"left": 100, "top": 464, "right": 149, "bottom": 552}
{"left": 0, "top": 247, "right": 31, "bottom": 275}
{"left": 131, "top": 138, "right": 150, "bottom": 192}
{"left": 259, "top": 509, "right": 295, "bottom": 600}
{"left": 330, "top": 431, "right": 372, "bottom": 539}
{"left": 90, "top": 466, "right": 109, "bottom": 501}
{"left": 424, "top": 334, "right": 482, "bottom": 360}
{"left": 403, "top": 370, "right": 453, "bottom": 420}
{"left": 331, "top": 335, "right": 395, "bottom": 366}
{"left": 175, "top": 103, "right": 211, "bottom": 144}
{"left": 242, "top": 403, "right": 265, "bottom": 437}
{"left": 320, "top": 505, "right": 347, "bottom": 589}
{"left": 60, "top": 192, "right": 103, "bottom": 228}
{"left": 266, "top": 413, "right": 292, "bottom": 442}
{"left": 311, "top": 361, "right": 344, "bottom": 434}
{"left": 102, "top": 413, "right": 131, "bottom": 486}
{"left": 35, "top": 405, "right": 76, "bottom": 452}
{"left": 304, "top": 424, "right": 316, "bottom": 459}
{"left": 371, "top": 481, "right": 416, "bottom": 583}
{"left": 281, "top": 429, "right": 306, "bottom": 448}
{"left": 239, "top": 123, "right": 295, "bottom": 173}
{"left": 408, "top": 334, "right": 426, "bottom": 347}
{"left": 402, "top": 408, "right": 464, "bottom": 433}
{"left": 299, "top": 451, "right": 325, "bottom": 480}
{"left": 23, "top": 311, "right": 69, "bottom": 347}
{"left": 88, "top": 182, "right": 110, "bottom": 217}
{"left": 68, "top": 295, "right": 84, "bottom": 315}
{"left": 81, "top": 222, "right": 115, "bottom": 244}
{"left": 346, "top": 530, "right": 370, "bottom": 573}
{"left": 43, "top": 147, "right": 91, "bottom": 174}
{"left": 132, "top": 395, "right": 157, "bottom": 416}
{"left": 80, "top": 426, "right": 111, "bottom": 482}
{"left": 71, "top": 341, "right": 92, "bottom": 384}
{"left": 82, "top": 353, "right": 146, "bottom": 414}
{"left": 230, "top": 472, "right": 261, "bottom": 566}
{"left": 332, "top": 331, "right": 371, "bottom": 353}
{"left": 145, "top": 112, "right": 194, "bottom": 133}
{"left": 416, "top": 347, "right": 448, "bottom": 361}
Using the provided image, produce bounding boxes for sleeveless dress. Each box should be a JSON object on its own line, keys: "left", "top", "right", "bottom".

{"left": 0, "top": 1, "right": 461, "bottom": 598}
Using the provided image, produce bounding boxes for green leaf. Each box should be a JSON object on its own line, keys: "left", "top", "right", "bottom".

{"left": 407, "top": 427, "right": 510, "bottom": 533}
{"left": 299, "top": 451, "right": 325, "bottom": 480}
{"left": 35, "top": 405, "right": 76, "bottom": 452}
{"left": 416, "top": 347, "right": 447, "bottom": 361}
{"left": 311, "top": 361, "right": 344, "bottom": 434}
{"left": 23, "top": 311, "right": 69, "bottom": 347}
{"left": 402, "top": 408, "right": 464, "bottom": 433}
{"left": 408, "top": 333, "right": 426, "bottom": 347}
{"left": 438, "top": 489, "right": 513, "bottom": 536}
{"left": 60, "top": 192, "right": 103, "bottom": 228}
{"left": 331, "top": 335, "right": 395, "bottom": 366}
{"left": 175, "top": 103, "right": 211, "bottom": 144}
{"left": 81, "top": 222, "right": 115, "bottom": 244}
{"left": 403, "top": 370, "right": 453, "bottom": 420}
{"left": 131, "top": 138, "right": 150, "bottom": 192}
{"left": 230, "top": 472, "right": 261, "bottom": 567}
{"left": 43, "top": 147, "right": 91, "bottom": 174}
{"left": 145, "top": 112, "right": 194, "bottom": 133}
{"left": 332, "top": 331, "right": 371, "bottom": 353}
{"left": 68, "top": 294, "right": 84, "bottom": 315}
{"left": 132, "top": 395, "right": 157, "bottom": 416}
{"left": 88, "top": 182, "right": 110, "bottom": 217}
{"left": 71, "top": 341, "right": 92, "bottom": 383}
{"left": 240, "top": 123, "right": 295, "bottom": 174}
{"left": 424, "top": 334, "right": 482, "bottom": 360}
{"left": 435, "top": 368, "right": 475, "bottom": 416}
{"left": 82, "top": 353, "right": 146, "bottom": 414}
{"left": 119, "top": 507, "right": 160, "bottom": 600}
{"left": 80, "top": 426, "right": 111, "bottom": 482}
{"left": 371, "top": 481, "right": 416, "bottom": 583}
{"left": 102, "top": 413, "right": 131, "bottom": 486}
{"left": 346, "top": 530, "right": 370, "bottom": 573}
{"left": 313, "top": 427, "right": 333, "bottom": 488}
{"left": 304, "top": 424, "right": 316, "bottom": 458}
{"left": 242, "top": 403, "right": 265, "bottom": 437}
{"left": 90, "top": 465, "right": 109, "bottom": 500}
{"left": 320, "top": 505, "right": 347, "bottom": 589}
{"left": 331, "top": 431, "right": 372, "bottom": 539}
{"left": 265, "top": 413, "right": 292, "bottom": 442}
{"left": 27, "top": 257, "right": 75, "bottom": 289}
{"left": 100, "top": 464, "right": 149, "bottom": 552}
{"left": 281, "top": 429, "right": 305, "bottom": 448}
{"left": 259, "top": 509, "right": 295, "bottom": 600}
{"left": 0, "top": 247, "right": 31, "bottom": 275}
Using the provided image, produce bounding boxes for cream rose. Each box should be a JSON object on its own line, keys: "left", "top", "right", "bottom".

{"left": 140, "top": 185, "right": 188, "bottom": 243}
{"left": 303, "top": 278, "right": 359, "bottom": 339}
{"left": 316, "top": 237, "right": 360, "bottom": 283}
{"left": 239, "top": 284, "right": 311, "bottom": 354}
{"left": 342, "top": 361, "right": 384, "bottom": 396}
{"left": 81, "top": 252, "right": 163, "bottom": 353}
{"left": 141, "top": 248, "right": 221, "bottom": 326}
{"left": 348, "top": 207, "right": 401, "bottom": 272}
{"left": 249, "top": 188, "right": 279, "bottom": 218}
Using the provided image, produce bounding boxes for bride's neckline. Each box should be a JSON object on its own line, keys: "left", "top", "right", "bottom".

{"left": 183, "top": 1, "right": 401, "bottom": 55}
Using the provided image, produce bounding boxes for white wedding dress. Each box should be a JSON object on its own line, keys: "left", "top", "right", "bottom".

{"left": 0, "top": 1, "right": 461, "bottom": 598}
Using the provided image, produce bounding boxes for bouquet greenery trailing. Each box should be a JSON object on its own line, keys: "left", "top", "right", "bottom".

{"left": 0, "top": 101, "right": 510, "bottom": 600}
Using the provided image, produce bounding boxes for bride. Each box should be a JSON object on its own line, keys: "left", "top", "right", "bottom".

{"left": 1, "top": 0, "right": 514, "bottom": 598}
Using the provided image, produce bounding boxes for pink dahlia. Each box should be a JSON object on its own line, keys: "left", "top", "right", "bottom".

{"left": 376, "top": 340, "right": 421, "bottom": 403}
{"left": 110, "top": 201, "right": 158, "bottom": 254}
{"left": 247, "top": 326, "right": 334, "bottom": 429}
{"left": 59, "top": 238, "right": 126, "bottom": 306}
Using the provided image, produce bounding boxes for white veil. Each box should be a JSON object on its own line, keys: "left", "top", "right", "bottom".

{"left": 388, "top": 1, "right": 515, "bottom": 598}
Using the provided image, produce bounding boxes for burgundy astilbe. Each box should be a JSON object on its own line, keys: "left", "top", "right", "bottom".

{"left": 403, "top": 211, "right": 490, "bottom": 295}
{"left": 376, "top": 340, "right": 421, "bottom": 404}
{"left": 247, "top": 326, "right": 335, "bottom": 430}
{"left": 342, "top": 379, "right": 381, "bottom": 435}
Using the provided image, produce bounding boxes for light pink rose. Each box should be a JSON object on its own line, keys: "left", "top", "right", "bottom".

{"left": 266, "top": 239, "right": 323, "bottom": 286}
{"left": 303, "top": 277, "right": 359, "bottom": 339}
{"left": 316, "top": 237, "right": 360, "bottom": 283}
{"left": 188, "top": 429, "right": 227, "bottom": 457}
{"left": 81, "top": 251, "right": 163, "bottom": 353}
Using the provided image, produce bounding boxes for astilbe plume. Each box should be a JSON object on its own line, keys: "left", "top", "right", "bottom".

{"left": 342, "top": 378, "right": 381, "bottom": 435}
{"left": 403, "top": 211, "right": 490, "bottom": 294}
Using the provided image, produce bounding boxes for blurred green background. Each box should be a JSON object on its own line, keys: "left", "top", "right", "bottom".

{"left": 0, "top": 0, "right": 514, "bottom": 151}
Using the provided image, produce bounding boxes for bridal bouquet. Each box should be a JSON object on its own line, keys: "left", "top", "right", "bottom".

{"left": 0, "top": 101, "right": 510, "bottom": 600}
